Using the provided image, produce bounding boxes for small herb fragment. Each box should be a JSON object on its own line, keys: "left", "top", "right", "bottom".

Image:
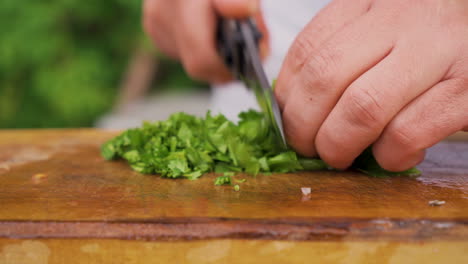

{"left": 214, "top": 176, "right": 232, "bottom": 186}
{"left": 234, "top": 184, "right": 240, "bottom": 191}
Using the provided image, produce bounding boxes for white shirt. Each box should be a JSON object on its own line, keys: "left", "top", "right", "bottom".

{"left": 209, "top": 0, "right": 331, "bottom": 121}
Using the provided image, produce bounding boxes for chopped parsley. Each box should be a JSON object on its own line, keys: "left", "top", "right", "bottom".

{"left": 214, "top": 175, "right": 232, "bottom": 186}
{"left": 101, "top": 110, "right": 420, "bottom": 180}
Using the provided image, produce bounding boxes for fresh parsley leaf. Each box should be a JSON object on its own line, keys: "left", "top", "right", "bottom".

{"left": 352, "top": 148, "right": 421, "bottom": 177}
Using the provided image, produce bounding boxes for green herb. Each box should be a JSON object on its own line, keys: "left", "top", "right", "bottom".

{"left": 235, "top": 179, "right": 247, "bottom": 183}
{"left": 214, "top": 176, "right": 232, "bottom": 186}
{"left": 101, "top": 110, "right": 420, "bottom": 179}
{"left": 352, "top": 148, "right": 421, "bottom": 177}
{"left": 234, "top": 184, "right": 240, "bottom": 191}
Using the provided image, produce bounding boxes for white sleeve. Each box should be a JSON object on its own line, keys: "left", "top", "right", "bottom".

{"left": 209, "top": 0, "right": 331, "bottom": 121}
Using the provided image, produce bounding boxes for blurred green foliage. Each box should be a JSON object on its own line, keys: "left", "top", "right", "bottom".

{"left": 0, "top": 0, "right": 142, "bottom": 128}
{"left": 0, "top": 0, "right": 201, "bottom": 128}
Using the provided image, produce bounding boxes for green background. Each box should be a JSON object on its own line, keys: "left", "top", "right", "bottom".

{"left": 0, "top": 0, "right": 201, "bottom": 128}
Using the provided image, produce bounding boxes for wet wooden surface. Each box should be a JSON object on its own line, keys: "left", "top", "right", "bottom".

{"left": 0, "top": 130, "right": 467, "bottom": 263}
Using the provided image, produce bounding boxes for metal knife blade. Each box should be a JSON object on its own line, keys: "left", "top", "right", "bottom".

{"left": 217, "top": 18, "right": 287, "bottom": 148}
{"left": 238, "top": 21, "right": 287, "bottom": 148}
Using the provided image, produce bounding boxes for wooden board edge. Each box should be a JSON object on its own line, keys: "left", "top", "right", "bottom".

{"left": 1, "top": 218, "right": 467, "bottom": 242}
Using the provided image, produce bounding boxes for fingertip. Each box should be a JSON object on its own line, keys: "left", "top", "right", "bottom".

{"left": 274, "top": 78, "right": 287, "bottom": 110}
{"left": 282, "top": 103, "right": 318, "bottom": 158}
{"left": 213, "top": 0, "right": 259, "bottom": 18}
{"left": 274, "top": 64, "right": 294, "bottom": 110}
{"left": 373, "top": 145, "right": 425, "bottom": 172}
{"left": 315, "top": 126, "right": 354, "bottom": 170}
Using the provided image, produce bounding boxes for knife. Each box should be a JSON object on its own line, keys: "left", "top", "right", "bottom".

{"left": 217, "top": 18, "right": 287, "bottom": 148}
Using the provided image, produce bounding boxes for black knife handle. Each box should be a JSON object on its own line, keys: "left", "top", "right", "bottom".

{"left": 216, "top": 18, "right": 262, "bottom": 80}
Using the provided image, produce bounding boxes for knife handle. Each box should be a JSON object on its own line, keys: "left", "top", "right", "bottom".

{"left": 216, "top": 18, "right": 262, "bottom": 80}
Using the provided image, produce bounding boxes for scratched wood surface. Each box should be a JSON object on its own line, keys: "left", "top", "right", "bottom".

{"left": 0, "top": 130, "right": 467, "bottom": 263}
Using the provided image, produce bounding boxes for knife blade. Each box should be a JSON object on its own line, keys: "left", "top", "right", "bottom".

{"left": 217, "top": 18, "right": 287, "bottom": 148}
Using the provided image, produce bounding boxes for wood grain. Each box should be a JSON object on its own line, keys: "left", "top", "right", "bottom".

{"left": 1, "top": 239, "right": 467, "bottom": 264}
{"left": 0, "top": 129, "right": 467, "bottom": 243}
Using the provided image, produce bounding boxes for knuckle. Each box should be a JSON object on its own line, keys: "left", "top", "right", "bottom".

{"left": 385, "top": 123, "right": 419, "bottom": 152}
{"left": 289, "top": 35, "right": 316, "bottom": 69}
{"left": 342, "top": 88, "right": 386, "bottom": 130}
{"left": 300, "top": 47, "right": 339, "bottom": 94}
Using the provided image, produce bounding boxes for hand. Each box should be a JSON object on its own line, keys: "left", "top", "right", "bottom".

{"left": 143, "top": 0, "right": 269, "bottom": 83}
{"left": 276, "top": 0, "right": 468, "bottom": 171}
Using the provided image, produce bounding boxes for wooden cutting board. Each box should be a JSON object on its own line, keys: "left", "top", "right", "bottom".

{"left": 0, "top": 129, "right": 467, "bottom": 263}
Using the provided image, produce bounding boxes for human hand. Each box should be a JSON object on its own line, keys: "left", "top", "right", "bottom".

{"left": 143, "top": 0, "right": 268, "bottom": 83}
{"left": 276, "top": 0, "right": 468, "bottom": 171}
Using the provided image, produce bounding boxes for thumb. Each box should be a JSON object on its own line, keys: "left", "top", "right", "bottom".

{"left": 213, "top": 0, "right": 259, "bottom": 18}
